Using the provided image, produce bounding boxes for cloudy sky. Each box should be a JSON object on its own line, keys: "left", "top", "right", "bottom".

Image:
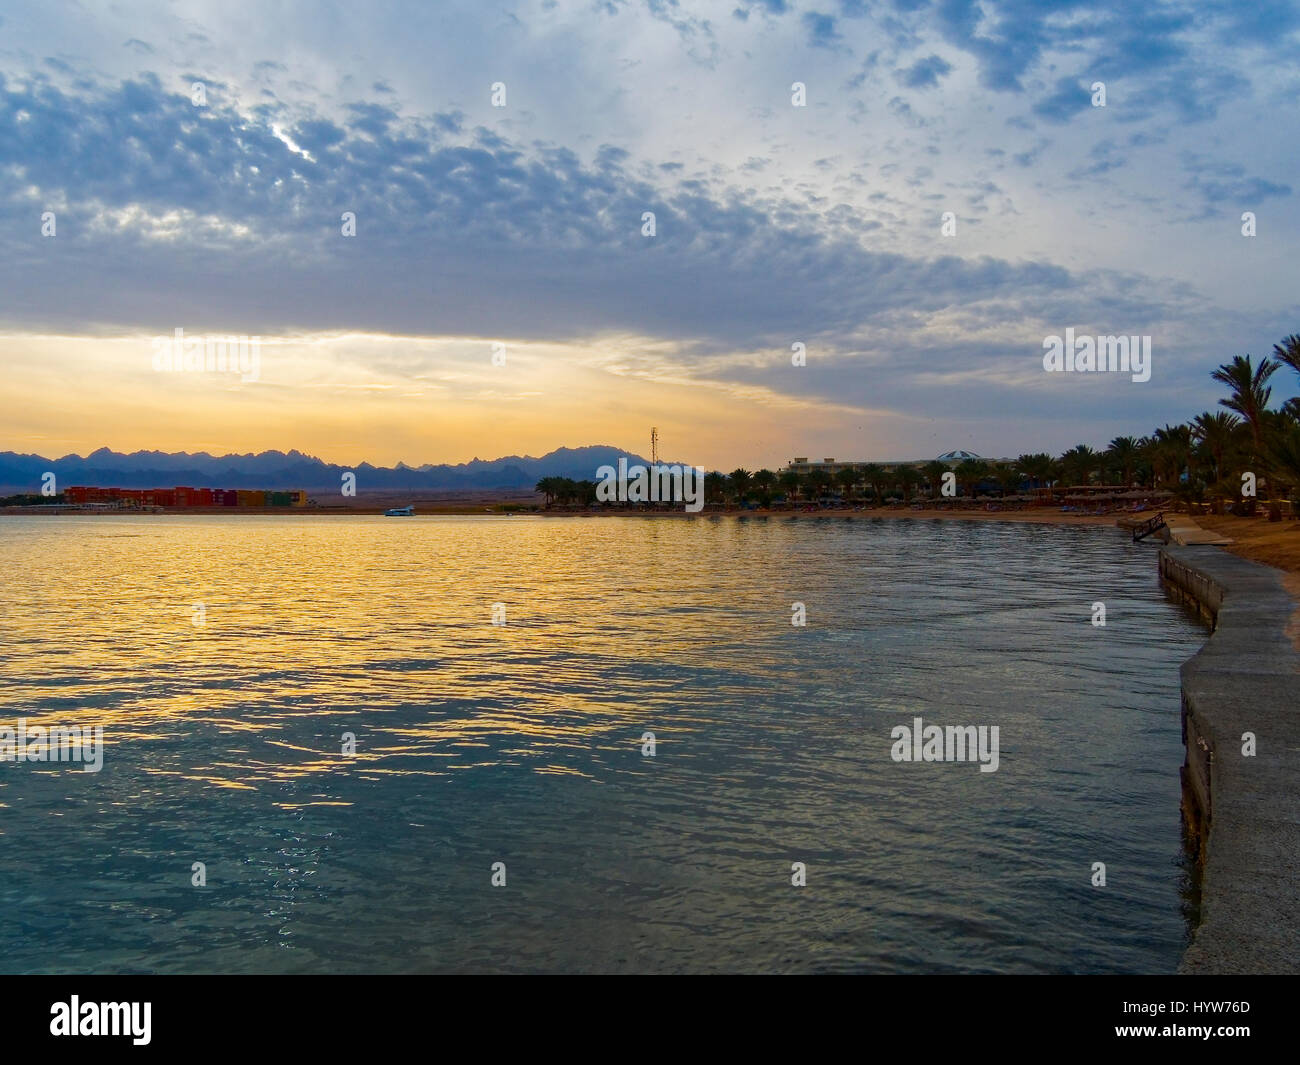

{"left": 2, "top": 0, "right": 1297, "bottom": 469}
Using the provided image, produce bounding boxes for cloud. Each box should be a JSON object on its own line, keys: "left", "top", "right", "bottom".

{"left": 0, "top": 1, "right": 1296, "bottom": 462}
{"left": 0, "top": 69, "right": 1118, "bottom": 361}
{"left": 931, "top": 0, "right": 1048, "bottom": 92}
{"left": 1180, "top": 155, "right": 1293, "bottom": 210}
{"left": 895, "top": 54, "right": 952, "bottom": 89}
{"left": 1033, "top": 77, "right": 1095, "bottom": 124}
{"left": 802, "top": 12, "right": 842, "bottom": 48}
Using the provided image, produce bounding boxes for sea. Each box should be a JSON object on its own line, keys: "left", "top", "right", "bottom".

{"left": 0, "top": 514, "right": 1207, "bottom": 973}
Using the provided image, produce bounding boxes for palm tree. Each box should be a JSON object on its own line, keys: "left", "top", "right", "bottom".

{"left": 729, "top": 468, "right": 753, "bottom": 504}
{"left": 1148, "top": 439, "right": 1181, "bottom": 489}
{"left": 1135, "top": 435, "right": 1159, "bottom": 487}
{"left": 805, "top": 468, "right": 832, "bottom": 502}
{"left": 1058, "top": 445, "right": 1098, "bottom": 486}
{"left": 1015, "top": 453, "right": 1055, "bottom": 490}
{"left": 1272, "top": 335, "right": 1300, "bottom": 450}
{"left": 895, "top": 466, "right": 922, "bottom": 502}
{"left": 535, "top": 476, "right": 560, "bottom": 506}
{"left": 704, "top": 471, "right": 728, "bottom": 505}
{"left": 835, "top": 465, "right": 859, "bottom": 501}
{"left": 752, "top": 469, "right": 776, "bottom": 502}
{"left": 1153, "top": 425, "right": 1194, "bottom": 485}
{"left": 1191, "top": 411, "right": 1241, "bottom": 485}
{"left": 1268, "top": 422, "right": 1300, "bottom": 505}
{"left": 1272, "top": 334, "right": 1300, "bottom": 381}
{"left": 1212, "top": 354, "right": 1277, "bottom": 457}
{"left": 990, "top": 460, "right": 1020, "bottom": 495}
{"left": 920, "top": 460, "right": 948, "bottom": 499}
{"left": 1106, "top": 436, "right": 1140, "bottom": 486}
{"left": 777, "top": 468, "right": 800, "bottom": 502}
{"left": 954, "top": 458, "right": 988, "bottom": 500}
{"left": 859, "top": 463, "right": 886, "bottom": 503}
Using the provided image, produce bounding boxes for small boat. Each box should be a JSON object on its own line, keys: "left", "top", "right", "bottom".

{"left": 384, "top": 505, "right": 414, "bottom": 516}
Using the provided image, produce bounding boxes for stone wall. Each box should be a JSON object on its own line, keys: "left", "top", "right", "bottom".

{"left": 1157, "top": 545, "right": 1300, "bottom": 974}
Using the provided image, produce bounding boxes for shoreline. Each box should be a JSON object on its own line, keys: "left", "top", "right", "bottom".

{"left": 1158, "top": 545, "right": 1300, "bottom": 975}
{"left": 0, "top": 504, "right": 1123, "bottom": 525}
{"left": 536, "top": 506, "right": 1123, "bottom": 525}
{"left": 1194, "top": 515, "right": 1300, "bottom": 652}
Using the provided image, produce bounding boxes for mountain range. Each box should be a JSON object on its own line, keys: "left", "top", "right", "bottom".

{"left": 0, "top": 446, "right": 654, "bottom": 493}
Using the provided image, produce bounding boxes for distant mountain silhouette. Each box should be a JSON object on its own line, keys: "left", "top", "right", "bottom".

{"left": 0, "top": 445, "right": 654, "bottom": 493}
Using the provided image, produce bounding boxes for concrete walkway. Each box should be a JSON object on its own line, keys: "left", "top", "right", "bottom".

{"left": 1116, "top": 511, "right": 1234, "bottom": 545}
{"left": 1159, "top": 545, "right": 1300, "bottom": 974}
{"left": 1164, "top": 514, "right": 1234, "bottom": 546}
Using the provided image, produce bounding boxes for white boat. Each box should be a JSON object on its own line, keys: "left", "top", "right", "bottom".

{"left": 384, "top": 505, "right": 415, "bottom": 516}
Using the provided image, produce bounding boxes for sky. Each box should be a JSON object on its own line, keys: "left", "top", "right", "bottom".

{"left": 1, "top": 0, "right": 1298, "bottom": 471}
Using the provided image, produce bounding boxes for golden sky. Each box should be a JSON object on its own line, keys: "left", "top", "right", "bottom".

{"left": 4, "top": 332, "right": 909, "bottom": 471}
{"left": 5, "top": 3, "right": 1296, "bottom": 471}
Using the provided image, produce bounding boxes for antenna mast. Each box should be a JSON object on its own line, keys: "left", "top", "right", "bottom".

{"left": 651, "top": 427, "right": 659, "bottom": 466}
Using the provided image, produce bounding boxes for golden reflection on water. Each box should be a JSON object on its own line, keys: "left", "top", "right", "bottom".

{"left": 3, "top": 515, "right": 722, "bottom": 786}
{"left": 0, "top": 514, "right": 1211, "bottom": 974}
{"left": 1, "top": 515, "right": 1200, "bottom": 796}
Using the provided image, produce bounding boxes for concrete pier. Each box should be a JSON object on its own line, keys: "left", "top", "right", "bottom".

{"left": 1158, "top": 544, "right": 1300, "bottom": 974}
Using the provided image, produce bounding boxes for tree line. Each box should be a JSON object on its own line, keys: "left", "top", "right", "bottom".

{"left": 535, "top": 337, "right": 1300, "bottom": 510}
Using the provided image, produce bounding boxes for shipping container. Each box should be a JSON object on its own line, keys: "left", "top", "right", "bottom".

{"left": 56, "top": 484, "right": 303, "bottom": 508}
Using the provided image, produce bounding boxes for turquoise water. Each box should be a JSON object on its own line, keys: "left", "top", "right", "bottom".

{"left": 0, "top": 515, "right": 1204, "bottom": 972}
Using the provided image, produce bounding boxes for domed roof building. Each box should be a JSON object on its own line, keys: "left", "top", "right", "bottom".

{"left": 936, "top": 449, "right": 981, "bottom": 462}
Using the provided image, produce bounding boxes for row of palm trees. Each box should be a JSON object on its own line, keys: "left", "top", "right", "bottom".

{"left": 533, "top": 334, "right": 1300, "bottom": 511}
{"left": 711, "top": 335, "right": 1300, "bottom": 508}
{"left": 534, "top": 476, "right": 599, "bottom": 505}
